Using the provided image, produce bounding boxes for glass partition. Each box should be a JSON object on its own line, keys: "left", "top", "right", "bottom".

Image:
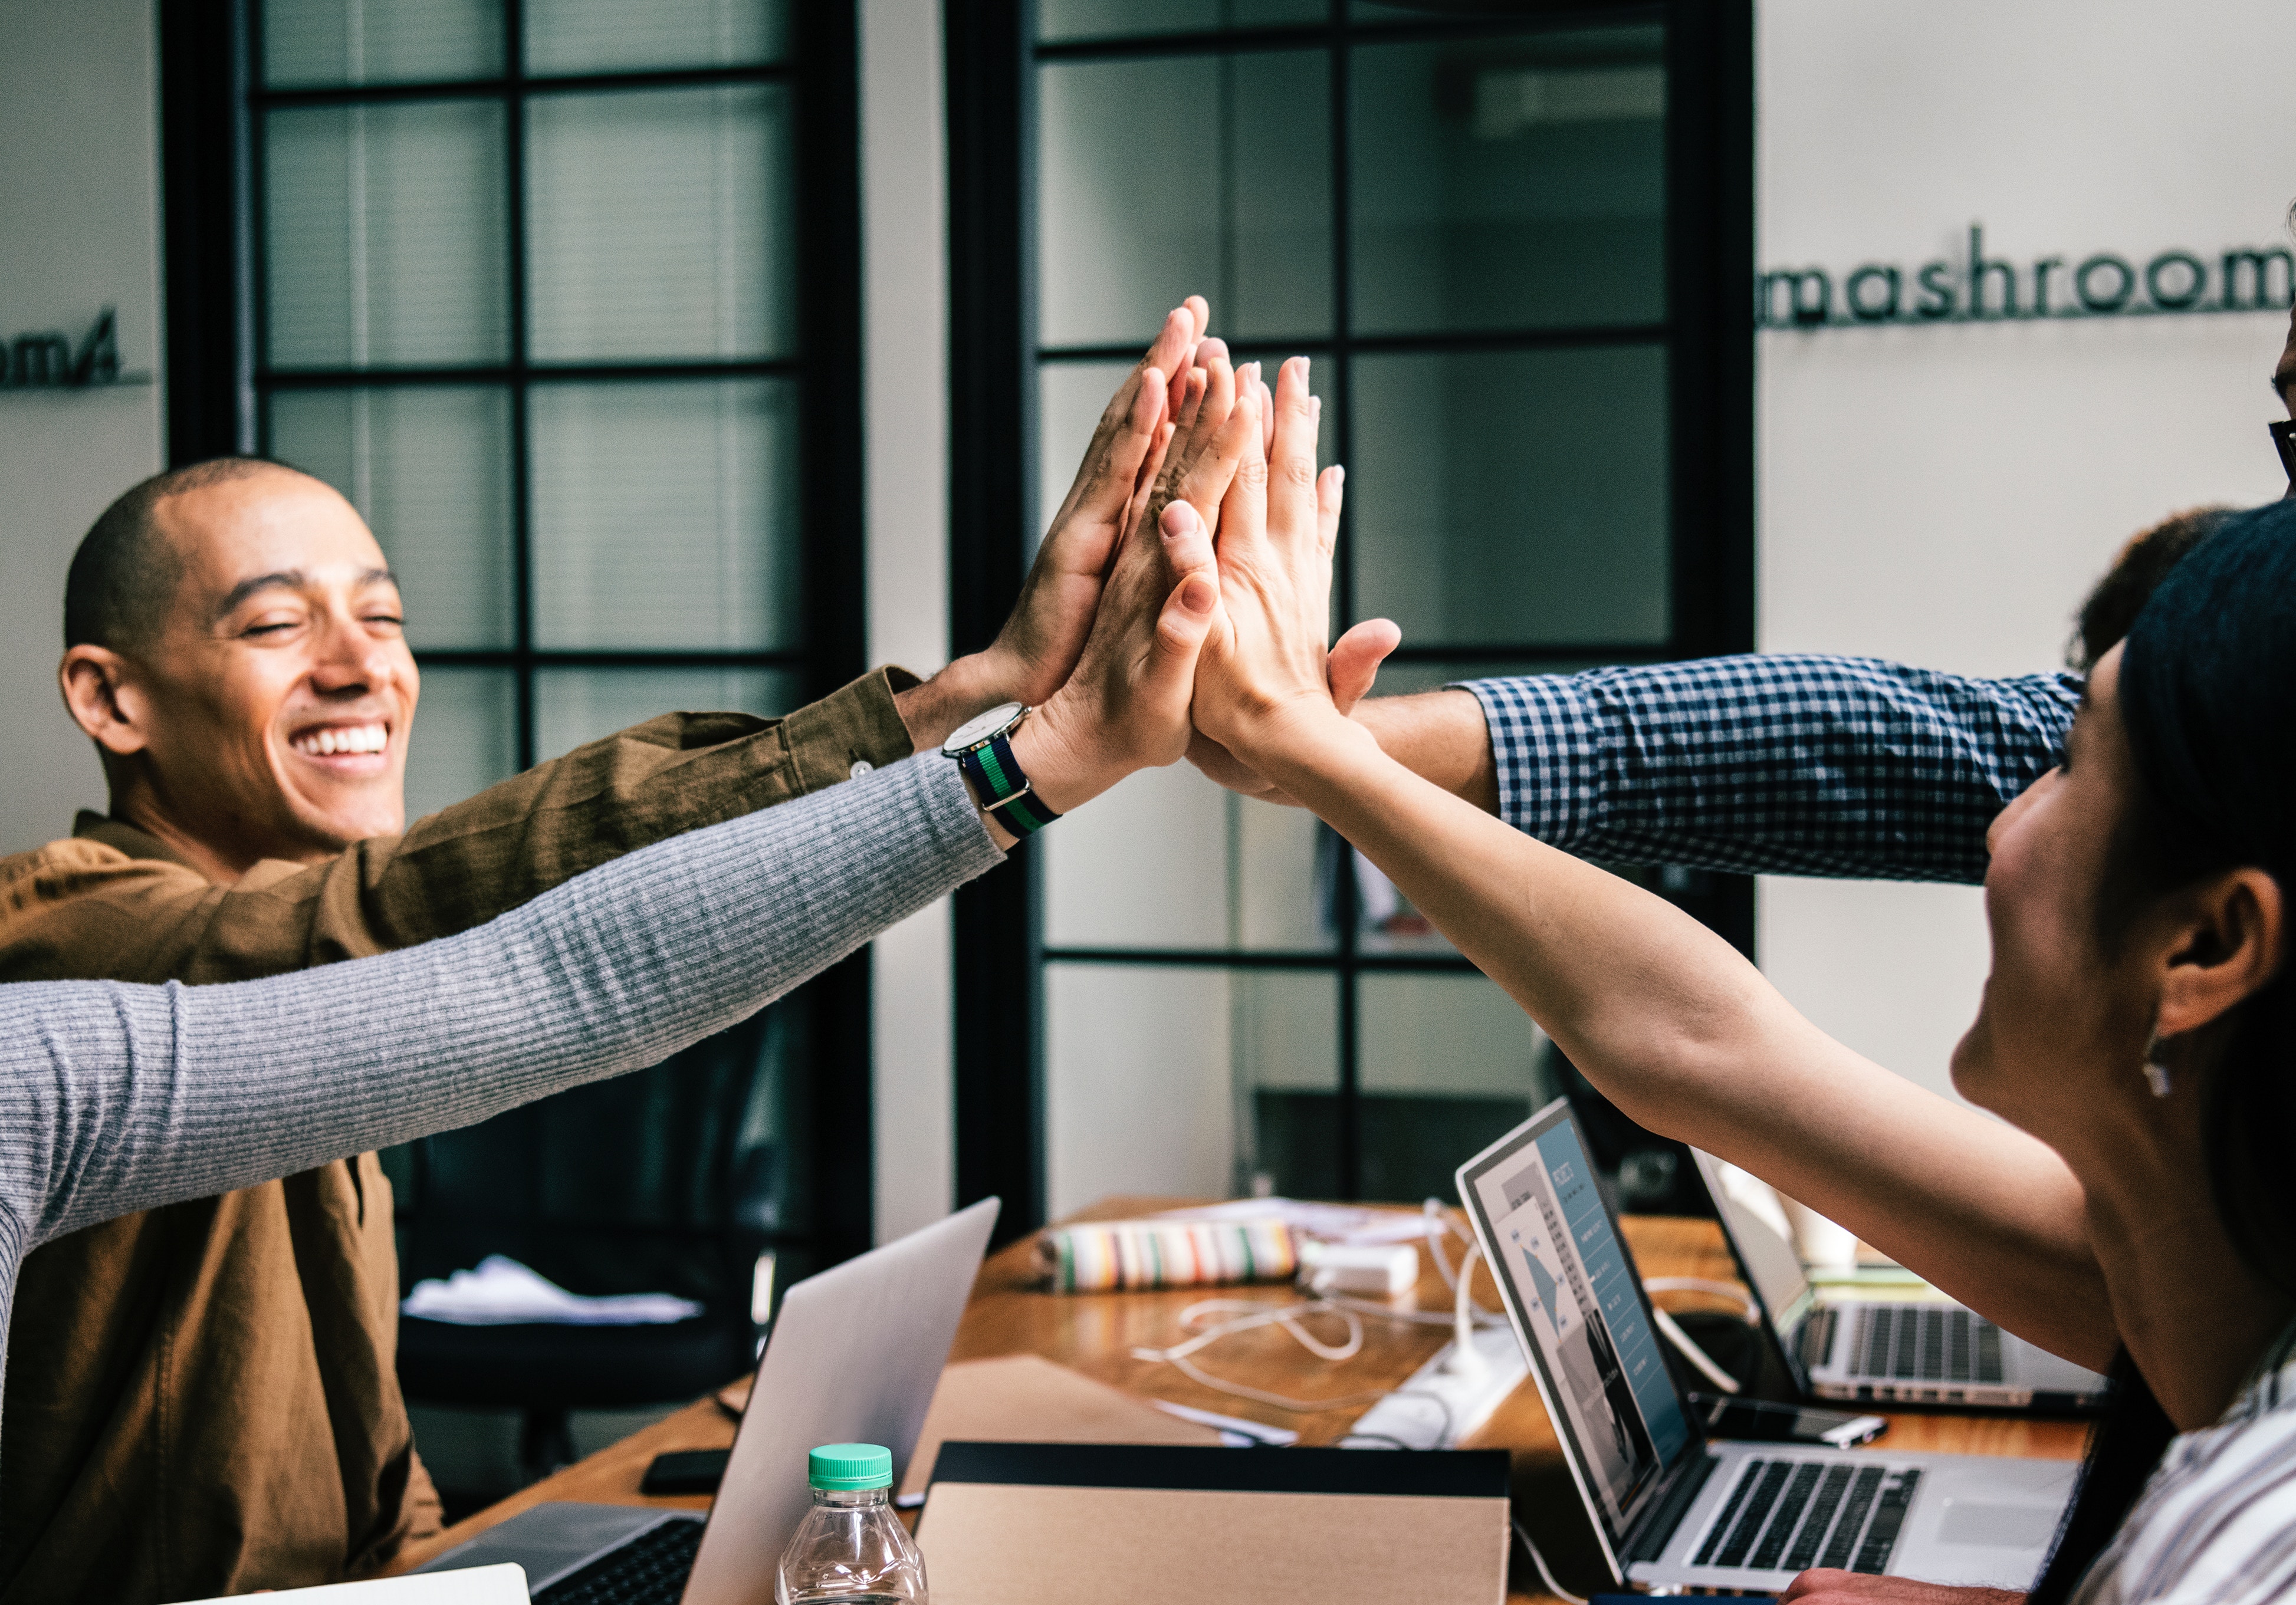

{"left": 1032, "top": 2, "right": 1699, "bottom": 1203}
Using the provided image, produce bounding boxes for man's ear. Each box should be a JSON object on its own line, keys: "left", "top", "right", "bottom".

{"left": 2155, "top": 867, "right": 2285, "bottom": 1039}
{"left": 59, "top": 646, "right": 153, "bottom": 757}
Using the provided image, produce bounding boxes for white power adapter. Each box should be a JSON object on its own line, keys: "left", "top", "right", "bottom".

{"left": 1299, "top": 1239, "right": 1420, "bottom": 1298}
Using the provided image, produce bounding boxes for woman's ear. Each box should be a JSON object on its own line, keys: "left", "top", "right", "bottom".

{"left": 2155, "top": 867, "right": 2285, "bottom": 1038}
{"left": 58, "top": 646, "right": 153, "bottom": 757}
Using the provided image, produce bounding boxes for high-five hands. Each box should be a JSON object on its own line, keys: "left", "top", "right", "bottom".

{"left": 1181, "top": 359, "right": 1397, "bottom": 804}
{"left": 1187, "top": 356, "right": 1375, "bottom": 777}
{"left": 979, "top": 339, "right": 1267, "bottom": 846}
{"left": 924, "top": 320, "right": 1393, "bottom": 848}
{"left": 892, "top": 297, "right": 1211, "bottom": 750}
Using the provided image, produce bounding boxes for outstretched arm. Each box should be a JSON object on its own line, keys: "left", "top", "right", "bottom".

{"left": 1, "top": 757, "right": 997, "bottom": 1259}
{"left": 1, "top": 346, "right": 1259, "bottom": 1264}
{"left": 1189, "top": 357, "right": 2117, "bottom": 1372}
{"left": 1194, "top": 652, "right": 2078, "bottom": 886}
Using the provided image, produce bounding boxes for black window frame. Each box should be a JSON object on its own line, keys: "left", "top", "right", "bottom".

{"left": 157, "top": 0, "right": 876, "bottom": 1267}
{"left": 947, "top": 0, "right": 1754, "bottom": 1239}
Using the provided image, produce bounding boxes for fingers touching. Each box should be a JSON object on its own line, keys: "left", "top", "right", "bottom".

{"left": 1141, "top": 504, "right": 1223, "bottom": 726}
{"left": 1327, "top": 617, "right": 1399, "bottom": 714}
{"left": 1044, "top": 302, "right": 1205, "bottom": 550}
{"left": 1268, "top": 356, "right": 1323, "bottom": 549}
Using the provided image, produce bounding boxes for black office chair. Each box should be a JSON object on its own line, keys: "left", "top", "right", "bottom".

{"left": 393, "top": 1004, "right": 796, "bottom": 1486}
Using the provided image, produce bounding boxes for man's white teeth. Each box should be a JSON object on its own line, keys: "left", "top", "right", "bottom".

{"left": 294, "top": 725, "right": 387, "bottom": 757}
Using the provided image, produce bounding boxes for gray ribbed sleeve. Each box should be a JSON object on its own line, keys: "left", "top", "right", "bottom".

{"left": 0, "top": 753, "right": 1000, "bottom": 1401}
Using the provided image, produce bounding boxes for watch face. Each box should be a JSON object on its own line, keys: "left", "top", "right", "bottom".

{"left": 942, "top": 700, "right": 1027, "bottom": 755}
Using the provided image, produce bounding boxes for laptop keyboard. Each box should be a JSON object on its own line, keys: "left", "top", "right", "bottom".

{"left": 1846, "top": 1306, "right": 2006, "bottom": 1384}
{"left": 534, "top": 1517, "right": 704, "bottom": 1605}
{"left": 1799, "top": 1307, "right": 1840, "bottom": 1373}
{"left": 1692, "top": 1459, "right": 1920, "bottom": 1576}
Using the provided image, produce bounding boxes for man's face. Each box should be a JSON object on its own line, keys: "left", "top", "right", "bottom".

{"left": 127, "top": 470, "right": 419, "bottom": 862}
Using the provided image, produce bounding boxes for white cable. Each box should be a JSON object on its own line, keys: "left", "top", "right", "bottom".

{"left": 1641, "top": 1275, "right": 1761, "bottom": 1322}
{"left": 1318, "top": 1294, "right": 1506, "bottom": 1328}
{"left": 1650, "top": 1302, "right": 1741, "bottom": 1393}
{"left": 1513, "top": 1518, "right": 1587, "bottom": 1605}
{"left": 1160, "top": 1352, "right": 1393, "bottom": 1415}
{"left": 1131, "top": 1297, "right": 1395, "bottom": 1413}
{"left": 1131, "top": 1211, "right": 1512, "bottom": 1417}
{"left": 1135, "top": 1297, "right": 1364, "bottom": 1364}
{"left": 1445, "top": 1240, "right": 1489, "bottom": 1378}
{"left": 1422, "top": 1196, "right": 1477, "bottom": 1294}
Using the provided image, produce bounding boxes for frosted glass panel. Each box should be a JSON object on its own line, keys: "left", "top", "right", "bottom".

{"left": 264, "top": 0, "right": 502, "bottom": 87}
{"left": 1356, "top": 971, "right": 1549, "bottom": 1201}
{"left": 265, "top": 101, "right": 509, "bottom": 368}
{"left": 268, "top": 386, "right": 515, "bottom": 650}
{"left": 1231, "top": 970, "right": 1339, "bottom": 1201}
{"left": 1034, "top": 361, "right": 1128, "bottom": 552}
{"left": 1039, "top": 51, "right": 1329, "bottom": 347}
{"left": 1039, "top": 0, "right": 1321, "bottom": 42}
{"left": 1351, "top": 31, "right": 1665, "bottom": 335}
{"left": 533, "top": 667, "right": 798, "bottom": 760}
{"left": 1045, "top": 963, "right": 1248, "bottom": 1217}
{"left": 1350, "top": 345, "right": 1668, "bottom": 646}
{"left": 1361, "top": 972, "right": 1547, "bottom": 1099}
{"left": 526, "top": 85, "right": 793, "bottom": 362}
{"left": 405, "top": 667, "right": 519, "bottom": 823}
{"left": 528, "top": 380, "right": 800, "bottom": 650}
{"left": 525, "top": 0, "right": 787, "bottom": 74}
{"left": 1044, "top": 767, "right": 1326, "bottom": 952}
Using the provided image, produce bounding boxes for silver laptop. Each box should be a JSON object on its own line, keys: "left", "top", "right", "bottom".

{"left": 1458, "top": 1104, "right": 2077, "bottom": 1594}
{"left": 1689, "top": 1146, "right": 2109, "bottom": 1410}
{"left": 414, "top": 1198, "right": 1000, "bottom": 1604}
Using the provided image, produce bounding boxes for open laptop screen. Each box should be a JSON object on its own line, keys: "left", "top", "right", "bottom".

{"left": 1461, "top": 1101, "right": 1691, "bottom": 1547}
{"left": 1689, "top": 1147, "right": 1819, "bottom": 1360}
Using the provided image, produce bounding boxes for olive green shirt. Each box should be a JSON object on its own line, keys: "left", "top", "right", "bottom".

{"left": 0, "top": 670, "right": 915, "bottom": 1602}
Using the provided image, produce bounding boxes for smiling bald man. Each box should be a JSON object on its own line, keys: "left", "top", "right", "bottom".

{"left": 0, "top": 459, "right": 931, "bottom": 1599}
{"left": 0, "top": 288, "right": 1206, "bottom": 1604}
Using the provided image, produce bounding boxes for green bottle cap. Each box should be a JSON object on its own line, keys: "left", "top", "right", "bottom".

{"left": 808, "top": 1442, "right": 894, "bottom": 1491}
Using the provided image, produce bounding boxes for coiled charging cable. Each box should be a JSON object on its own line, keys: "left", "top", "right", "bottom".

{"left": 1640, "top": 1275, "right": 1760, "bottom": 1394}
{"left": 1131, "top": 1200, "right": 1506, "bottom": 1413}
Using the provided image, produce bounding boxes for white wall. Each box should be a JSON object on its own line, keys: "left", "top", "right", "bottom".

{"left": 1755, "top": 0, "right": 2295, "bottom": 1098}
{"left": 0, "top": 0, "right": 163, "bottom": 854}
{"left": 861, "top": 0, "right": 955, "bottom": 1240}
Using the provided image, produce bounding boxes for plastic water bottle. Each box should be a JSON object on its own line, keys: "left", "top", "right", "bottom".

{"left": 774, "top": 1443, "right": 929, "bottom": 1604}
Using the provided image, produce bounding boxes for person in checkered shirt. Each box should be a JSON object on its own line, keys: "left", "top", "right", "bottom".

{"left": 1188, "top": 507, "right": 2223, "bottom": 887}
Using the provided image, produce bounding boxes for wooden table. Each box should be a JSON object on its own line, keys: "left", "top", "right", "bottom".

{"left": 391, "top": 1200, "right": 2092, "bottom": 1600}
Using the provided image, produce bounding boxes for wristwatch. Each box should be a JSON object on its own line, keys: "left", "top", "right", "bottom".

{"left": 941, "top": 701, "right": 1061, "bottom": 835}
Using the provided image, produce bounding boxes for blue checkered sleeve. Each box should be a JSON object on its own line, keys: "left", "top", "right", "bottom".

{"left": 1458, "top": 655, "right": 2082, "bottom": 883}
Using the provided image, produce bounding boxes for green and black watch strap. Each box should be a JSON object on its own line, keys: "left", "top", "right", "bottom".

{"left": 956, "top": 729, "right": 1061, "bottom": 834}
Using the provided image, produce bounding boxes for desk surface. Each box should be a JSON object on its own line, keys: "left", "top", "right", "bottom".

{"left": 392, "top": 1201, "right": 2091, "bottom": 1600}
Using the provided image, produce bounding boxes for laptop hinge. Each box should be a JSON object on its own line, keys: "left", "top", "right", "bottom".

{"left": 1624, "top": 1449, "right": 1720, "bottom": 1565}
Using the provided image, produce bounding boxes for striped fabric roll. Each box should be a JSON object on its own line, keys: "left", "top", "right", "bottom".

{"left": 1037, "top": 1218, "right": 1298, "bottom": 1292}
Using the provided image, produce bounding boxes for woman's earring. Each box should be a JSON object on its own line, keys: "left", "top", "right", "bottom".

{"left": 2143, "top": 1034, "right": 2173, "bottom": 1099}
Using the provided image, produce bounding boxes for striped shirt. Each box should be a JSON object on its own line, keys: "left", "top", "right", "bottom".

{"left": 1460, "top": 655, "right": 2083, "bottom": 883}
{"left": 2073, "top": 1324, "right": 2296, "bottom": 1603}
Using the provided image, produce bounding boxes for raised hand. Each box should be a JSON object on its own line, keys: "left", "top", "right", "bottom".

{"left": 1186, "top": 617, "right": 1400, "bottom": 803}
{"left": 894, "top": 298, "right": 1208, "bottom": 749}
{"left": 1190, "top": 356, "right": 1354, "bottom": 765}
{"left": 983, "top": 376, "right": 1267, "bottom": 846}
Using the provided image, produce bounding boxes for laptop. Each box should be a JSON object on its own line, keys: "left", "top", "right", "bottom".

{"left": 1457, "top": 1103, "right": 2077, "bottom": 1594}
{"left": 414, "top": 1198, "right": 1001, "bottom": 1605}
{"left": 1689, "top": 1146, "right": 2110, "bottom": 1411}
